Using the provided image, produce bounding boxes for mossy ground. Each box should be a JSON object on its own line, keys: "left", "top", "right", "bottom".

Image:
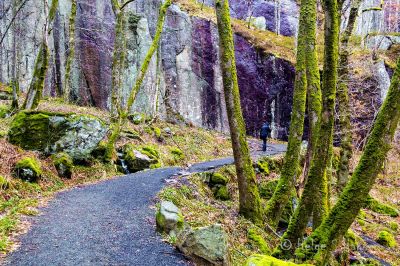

{"left": 158, "top": 163, "right": 284, "bottom": 266}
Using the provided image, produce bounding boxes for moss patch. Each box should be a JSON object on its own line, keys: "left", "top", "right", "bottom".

{"left": 245, "top": 254, "right": 313, "bottom": 266}
{"left": 14, "top": 157, "right": 42, "bottom": 182}
{"left": 376, "top": 230, "right": 397, "bottom": 248}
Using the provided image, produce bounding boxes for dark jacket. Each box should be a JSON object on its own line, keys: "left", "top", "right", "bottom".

{"left": 260, "top": 123, "right": 271, "bottom": 139}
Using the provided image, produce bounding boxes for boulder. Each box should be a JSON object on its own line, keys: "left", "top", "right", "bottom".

{"left": 177, "top": 224, "right": 230, "bottom": 266}
{"left": 14, "top": 157, "right": 42, "bottom": 182}
{"left": 52, "top": 153, "right": 74, "bottom": 179}
{"left": 156, "top": 201, "right": 184, "bottom": 234}
{"left": 8, "top": 111, "right": 108, "bottom": 161}
{"left": 122, "top": 144, "right": 160, "bottom": 173}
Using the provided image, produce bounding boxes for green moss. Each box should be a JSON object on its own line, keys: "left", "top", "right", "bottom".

{"left": 141, "top": 145, "right": 160, "bottom": 159}
{"left": 366, "top": 197, "right": 399, "bottom": 217}
{"left": 0, "top": 176, "right": 10, "bottom": 190}
{"left": 389, "top": 221, "right": 398, "bottom": 231}
{"left": 210, "top": 173, "right": 229, "bottom": 186}
{"left": 256, "top": 160, "right": 270, "bottom": 175}
{"left": 52, "top": 153, "right": 74, "bottom": 179}
{"left": 14, "top": 157, "right": 42, "bottom": 182}
{"left": 376, "top": 230, "right": 396, "bottom": 248}
{"left": 169, "top": 147, "right": 185, "bottom": 164}
{"left": 153, "top": 127, "right": 162, "bottom": 140}
{"left": 345, "top": 229, "right": 358, "bottom": 250}
{"left": 0, "top": 105, "right": 9, "bottom": 118}
{"left": 214, "top": 185, "right": 230, "bottom": 201}
{"left": 248, "top": 228, "right": 271, "bottom": 254}
{"left": 245, "top": 254, "right": 313, "bottom": 266}
{"left": 91, "top": 140, "right": 109, "bottom": 161}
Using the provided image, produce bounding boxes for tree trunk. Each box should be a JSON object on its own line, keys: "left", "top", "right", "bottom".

{"left": 23, "top": 0, "right": 59, "bottom": 110}
{"left": 274, "top": 0, "right": 339, "bottom": 258}
{"left": 110, "top": 2, "right": 127, "bottom": 121}
{"left": 296, "top": 57, "right": 400, "bottom": 265}
{"left": 215, "top": 0, "right": 262, "bottom": 223}
{"left": 264, "top": 0, "right": 315, "bottom": 228}
{"left": 336, "top": 0, "right": 361, "bottom": 192}
{"left": 105, "top": 0, "right": 171, "bottom": 162}
{"left": 63, "top": 0, "right": 77, "bottom": 102}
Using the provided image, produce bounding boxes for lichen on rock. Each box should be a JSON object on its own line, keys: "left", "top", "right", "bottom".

{"left": 8, "top": 111, "right": 108, "bottom": 161}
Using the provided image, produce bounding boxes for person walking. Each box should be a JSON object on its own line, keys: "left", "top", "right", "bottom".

{"left": 260, "top": 122, "right": 271, "bottom": 152}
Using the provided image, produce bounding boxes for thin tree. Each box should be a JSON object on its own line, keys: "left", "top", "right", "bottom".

{"left": 336, "top": 0, "right": 362, "bottom": 191}
{"left": 296, "top": 56, "right": 400, "bottom": 265}
{"left": 63, "top": 0, "right": 77, "bottom": 102}
{"left": 264, "top": 0, "right": 319, "bottom": 228}
{"left": 274, "top": 0, "right": 340, "bottom": 257}
{"left": 23, "top": 0, "right": 59, "bottom": 109}
{"left": 105, "top": 0, "right": 171, "bottom": 161}
{"left": 214, "top": 0, "right": 262, "bottom": 223}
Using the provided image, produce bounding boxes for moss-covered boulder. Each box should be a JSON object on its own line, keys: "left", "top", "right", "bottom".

{"left": 210, "top": 173, "right": 229, "bottom": 186}
{"left": 0, "top": 175, "right": 10, "bottom": 190}
{"left": 214, "top": 185, "right": 230, "bottom": 201}
{"left": 177, "top": 224, "right": 230, "bottom": 266}
{"left": 122, "top": 144, "right": 160, "bottom": 173}
{"left": 156, "top": 201, "right": 184, "bottom": 234}
{"left": 245, "top": 254, "right": 313, "bottom": 266}
{"left": 247, "top": 228, "right": 271, "bottom": 254}
{"left": 376, "top": 230, "right": 397, "bottom": 248}
{"left": 52, "top": 153, "right": 74, "bottom": 179}
{"left": 14, "top": 157, "right": 42, "bottom": 182}
{"left": 8, "top": 111, "right": 108, "bottom": 161}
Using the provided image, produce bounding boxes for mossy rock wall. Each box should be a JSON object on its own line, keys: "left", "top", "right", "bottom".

{"left": 8, "top": 111, "right": 108, "bottom": 161}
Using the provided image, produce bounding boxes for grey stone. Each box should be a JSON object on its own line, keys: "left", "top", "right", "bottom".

{"left": 177, "top": 224, "right": 230, "bottom": 266}
{"left": 156, "top": 201, "right": 184, "bottom": 233}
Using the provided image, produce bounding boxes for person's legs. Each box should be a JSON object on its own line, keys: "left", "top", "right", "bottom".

{"left": 262, "top": 138, "right": 267, "bottom": 152}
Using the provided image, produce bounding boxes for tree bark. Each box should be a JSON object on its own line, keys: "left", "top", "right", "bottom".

{"left": 336, "top": 0, "right": 361, "bottom": 192}
{"left": 264, "top": 0, "right": 315, "bottom": 228}
{"left": 296, "top": 57, "right": 400, "bottom": 265}
{"left": 63, "top": 0, "right": 77, "bottom": 102}
{"left": 215, "top": 0, "right": 262, "bottom": 223}
{"left": 23, "top": 0, "right": 59, "bottom": 110}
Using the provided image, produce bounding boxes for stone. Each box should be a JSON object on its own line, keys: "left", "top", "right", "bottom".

{"left": 246, "top": 16, "right": 267, "bottom": 31}
{"left": 8, "top": 111, "right": 108, "bottom": 161}
{"left": 376, "top": 230, "right": 397, "bottom": 248}
{"left": 14, "top": 157, "right": 42, "bottom": 182}
{"left": 156, "top": 201, "right": 184, "bottom": 233}
{"left": 214, "top": 186, "right": 230, "bottom": 201}
{"left": 122, "top": 144, "right": 160, "bottom": 173}
{"left": 52, "top": 153, "right": 74, "bottom": 179}
{"left": 177, "top": 224, "right": 230, "bottom": 266}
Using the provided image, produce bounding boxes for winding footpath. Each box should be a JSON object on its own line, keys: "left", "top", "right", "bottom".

{"left": 5, "top": 144, "right": 286, "bottom": 266}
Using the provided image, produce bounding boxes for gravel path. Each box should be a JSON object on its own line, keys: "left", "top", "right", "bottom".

{"left": 5, "top": 144, "right": 286, "bottom": 266}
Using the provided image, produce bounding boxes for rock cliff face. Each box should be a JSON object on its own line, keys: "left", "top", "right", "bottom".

{"left": 0, "top": 0, "right": 398, "bottom": 140}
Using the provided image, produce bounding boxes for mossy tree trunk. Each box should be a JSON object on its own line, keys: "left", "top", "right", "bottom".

{"left": 110, "top": 0, "right": 127, "bottom": 121}
{"left": 274, "top": 0, "right": 339, "bottom": 258}
{"left": 295, "top": 57, "right": 400, "bottom": 265}
{"left": 105, "top": 0, "right": 171, "bottom": 162}
{"left": 336, "top": 0, "right": 361, "bottom": 192}
{"left": 63, "top": 0, "right": 77, "bottom": 102}
{"left": 264, "top": 0, "right": 316, "bottom": 228}
{"left": 23, "top": 0, "right": 59, "bottom": 110}
{"left": 214, "top": 0, "right": 262, "bottom": 223}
